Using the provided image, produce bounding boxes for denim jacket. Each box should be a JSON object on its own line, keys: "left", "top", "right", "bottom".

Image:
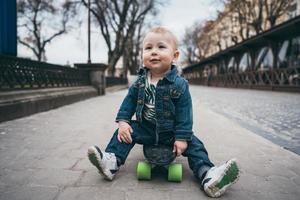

{"left": 116, "top": 65, "right": 193, "bottom": 142}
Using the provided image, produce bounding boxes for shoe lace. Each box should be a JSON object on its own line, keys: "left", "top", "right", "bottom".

{"left": 103, "top": 152, "right": 118, "bottom": 170}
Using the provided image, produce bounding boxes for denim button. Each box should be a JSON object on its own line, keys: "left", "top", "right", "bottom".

{"left": 163, "top": 96, "right": 170, "bottom": 100}
{"left": 164, "top": 111, "right": 171, "bottom": 117}
{"left": 137, "top": 100, "right": 143, "bottom": 104}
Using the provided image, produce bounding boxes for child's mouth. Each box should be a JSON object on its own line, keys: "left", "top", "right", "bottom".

{"left": 150, "top": 59, "right": 160, "bottom": 63}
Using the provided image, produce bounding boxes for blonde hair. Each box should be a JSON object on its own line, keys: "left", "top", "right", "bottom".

{"left": 144, "top": 26, "right": 178, "bottom": 49}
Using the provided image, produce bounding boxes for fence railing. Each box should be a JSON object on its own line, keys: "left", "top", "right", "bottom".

{"left": 0, "top": 55, "right": 90, "bottom": 90}
{"left": 187, "top": 67, "right": 300, "bottom": 92}
{"left": 106, "top": 76, "right": 128, "bottom": 87}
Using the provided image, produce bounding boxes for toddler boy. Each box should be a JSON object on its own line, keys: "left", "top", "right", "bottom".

{"left": 87, "top": 27, "right": 239, "bottom": 198}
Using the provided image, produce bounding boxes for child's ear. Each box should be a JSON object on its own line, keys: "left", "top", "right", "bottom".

{"left": 173, "top": 50, "right": 180, "bottom": 62}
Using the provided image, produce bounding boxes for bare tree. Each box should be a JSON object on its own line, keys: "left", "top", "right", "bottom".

{"left": 230, "top": 13, "right": 239, "bottom": 44}
{"left": 122, "top": 17, "right": 144, "bottom": 77}
{"left": 215, "top": 12, "right": 228, "bottom": 51}
{"left": 264, "top": 0, "right": 293, "bottom": 28}
{"left": 232, "top": 0, "right": 291, "bottom": 34}
{"left": 181, "top": 22, "right": 204, "bottom": 65}
{"left": 194, "top": 0, "right": 294, "bottom": 60}
{"left": 82, "top": 0, "right": 159, "bottom": 76}
{"left": 248, "top": 0, "right": 264, "bottom": 34}
{"left": 181, "top": 20, "right": 217, "bottom": 65}
{"left": 122, "top": 3, "right": 161, "bottom": 77}
{"left": 198, "top": 20, "right": 215, "bottom": 58}
{"left": 227, "top": 0, "right": 264, "bottom": 37}
{"left": 17, "top": 0, "right": 76, "bottom": 61}
{"left": 225, "top": 0, "right": 252, "bottom": 40}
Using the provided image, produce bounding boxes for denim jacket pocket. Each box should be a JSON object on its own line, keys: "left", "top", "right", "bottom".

{"left": 169, "top": 87, "right": 182, "bottom": 99}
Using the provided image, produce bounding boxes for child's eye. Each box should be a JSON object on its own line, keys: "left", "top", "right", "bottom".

{"left": 145, "top": 46, "right": 151, "bottom": 50}
{"left": 159, "top": 45, "right": 166, "bottom": 49}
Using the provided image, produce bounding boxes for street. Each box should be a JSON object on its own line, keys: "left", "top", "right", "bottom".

{"left": 0, "top": 86, "right": 299, "bottom": 200}
{"left": 190, "top": 86, "right": 300, "bottom": 155}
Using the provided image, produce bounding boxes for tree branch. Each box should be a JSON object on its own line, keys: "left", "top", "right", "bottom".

{"left": 18, "top": 37, "right": 39, "bottom": 58}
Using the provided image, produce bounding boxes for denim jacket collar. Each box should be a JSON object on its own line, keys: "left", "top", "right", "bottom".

{"left": 138, "top": 65, "right": 178, "bottom": 83}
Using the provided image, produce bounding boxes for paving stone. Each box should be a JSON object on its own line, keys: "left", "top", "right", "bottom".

{"left": 77, "top": 171, "right": 114, "bottom": 188}
{"left": 72, "top": 158, "right": 94, "bottom": 171}
{"left": 33, "top": 157, "right": 78, "bottom": 169}
{"left": 0, "top": 168, "right": 35, "bottom": 187}
{"left": 169, "top": 189, "right": 210, "bottom": 200}
{"left": 56, "top": 186, "right": 126, "bottom": 200}
{"left": 0, "top": 185, "right": 59, "bottom": 200}
{"left": 126, "top": 188, "right": 170, "bottom": 200}
{"left": 28, "top": 169, "right": 82, "bottom": 187}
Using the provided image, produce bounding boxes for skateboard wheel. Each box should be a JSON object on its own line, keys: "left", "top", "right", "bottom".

{"left": 168, "top": 163, "right": 182, "bottom": 182}
{"left": 137, "top": 161, "right": 151, "bottom": 180}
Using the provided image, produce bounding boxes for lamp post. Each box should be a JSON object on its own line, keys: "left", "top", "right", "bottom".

{"left": 87, "top": 0, "right": 91, "bottom": 64}
{"left": 75, "top": 0, "right": 108, "bottom": 95}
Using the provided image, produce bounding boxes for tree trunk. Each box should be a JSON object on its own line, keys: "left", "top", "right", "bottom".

{"left": 107, "top": 53, "right": 120, "bottom": 77}
{"left": 269, "top": 16, "right": 277, "bottom": 28}
{"left": 37, "top": 52, "right": 42, "bottom": 62}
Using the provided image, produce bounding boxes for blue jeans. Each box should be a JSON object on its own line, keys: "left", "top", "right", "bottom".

{"left": 105, "top": 120, "right": 214, "bottom": 178}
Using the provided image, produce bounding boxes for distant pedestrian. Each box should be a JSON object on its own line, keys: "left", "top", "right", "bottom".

{"left": 87, "top": 27, "right": 240, "bottom": 198}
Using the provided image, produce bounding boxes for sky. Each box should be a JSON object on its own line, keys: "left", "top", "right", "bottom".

{"left": 18, "top": 0, "right": 223, "bottom": 66}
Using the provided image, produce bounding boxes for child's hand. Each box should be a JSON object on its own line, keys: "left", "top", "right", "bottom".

{"left": 173, "top": 140, "right": 188, "bottom": 157}
{"left": 117, "top": 121, "right": 133, "bottom": 144}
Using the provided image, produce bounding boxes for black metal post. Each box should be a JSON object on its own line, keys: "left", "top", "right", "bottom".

{"left": 87, "top": 0, "right": 91, "bottom": 64}
{"left": 0, "top": 0, "right": 17, "bottom": 56}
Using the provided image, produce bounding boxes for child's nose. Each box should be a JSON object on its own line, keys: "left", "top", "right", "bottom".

{"left": 151, "top": 49, "right": 158, "bottom": 55}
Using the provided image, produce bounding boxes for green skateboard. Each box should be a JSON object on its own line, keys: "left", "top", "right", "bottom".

{"left": 136, "top": 145, "right": 182, "bottom": 182}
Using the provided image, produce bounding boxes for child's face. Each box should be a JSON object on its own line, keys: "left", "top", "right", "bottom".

{"left": 142, "top": 32, "right": 179, "bottom": 75}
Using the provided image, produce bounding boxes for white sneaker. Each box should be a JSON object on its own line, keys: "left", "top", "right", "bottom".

{"left": 202, "top": 159, "right": 240, "bottom": 198}
{"left": 87, "top": 145, "right": 119, "bottom": 181}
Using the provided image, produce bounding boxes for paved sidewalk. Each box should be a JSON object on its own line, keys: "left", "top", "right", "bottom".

{"left": 0, "top": 86, "right": 299, "bottom": 200}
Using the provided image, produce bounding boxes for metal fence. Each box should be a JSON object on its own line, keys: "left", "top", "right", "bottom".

{"left": 183, "top": 16, "right": 300, "bottom": 93}
{"left": 0, "top": 55, "right": 90, "bottom": 90}
{"left": 106, "top": 76, "right": 128, "bottom": 87}
{"left": 187, "top": 67, "right": 300, "bottom": 92}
